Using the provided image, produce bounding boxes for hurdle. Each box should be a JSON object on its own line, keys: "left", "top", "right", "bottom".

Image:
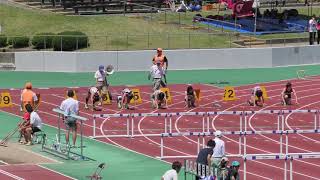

{"left": 91, "top": 111, "right": 244, "bottom": 139}
{"left": 42, "top": 108, "right": 92, "bottom": 160}
{"left": 243, "top": 153, "right": 320, "bottom": 180}
{"left": 159, "top": 129, "right": 320, "bottom": 159}
{"left": 184, "top": 160, "right": 214, "bottom": 179}
{"left": 91, "top": 109, "right": 319, "bottom": 141}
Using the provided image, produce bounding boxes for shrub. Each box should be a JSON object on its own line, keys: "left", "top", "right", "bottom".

{"left": 0, "top": 35, "right": 7, "bottom": 47}
{"left": 52, "top": 31, "right": 88, "bottom": 51}
{"left": 8, "top": 36, "right": 30, "bottom": 48}
{"left": 32, "top": 33, "right": 55, "bottom": 49}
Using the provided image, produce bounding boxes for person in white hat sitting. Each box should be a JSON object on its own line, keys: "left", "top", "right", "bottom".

{"left": 211, "top": 130, "right": 225, "bottom": 177}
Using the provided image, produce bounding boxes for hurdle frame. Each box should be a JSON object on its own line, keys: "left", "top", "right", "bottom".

{"left": 91, "top": 111, "right": 245, "bottom": 139}
{"left": 42, "top": 108, "right": 91, "bottom": 160}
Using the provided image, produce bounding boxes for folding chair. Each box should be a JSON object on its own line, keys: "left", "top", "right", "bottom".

{"left": 86, "top": 163, "right": 106, "bottom": 180}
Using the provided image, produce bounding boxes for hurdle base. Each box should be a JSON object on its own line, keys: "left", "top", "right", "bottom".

{"left": 42, "top": 145, "right": 95, "bottom": 161}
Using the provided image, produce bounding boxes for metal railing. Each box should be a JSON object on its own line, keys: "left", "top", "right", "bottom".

{"left": 0, "top": 32, "right": 312, "bottom": 51}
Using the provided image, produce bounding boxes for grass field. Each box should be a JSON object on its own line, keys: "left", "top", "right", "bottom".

{"left": 1, "top": 3, "right": 320, "bottom": 50}
{"left": 0, "top": 4, "right": 235, "bottom": 50}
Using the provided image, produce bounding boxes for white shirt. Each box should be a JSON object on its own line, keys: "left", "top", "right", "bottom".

{"left": 30, "top": 111, "right": 42, "bottom": 129}
{"left": 94, "top": 70, "right": 106, "bottom": 82}
{"left": 162, "top": 169, "right": 178, "bottom": 180}
{"left": 89, "top": 87, "right": 99, "bottom": 101}
{"left": 122, "top": 88, "right": 132, "bottom": 95}
{"left": 309, "top": 19, "right": 317, "bottom": 32}
{"left": 252, "top": 0, "right": 260, "bottom": 8}
{"left": 60, "top": 98, "right": 79, "bottom": 116}
{"left": 150, "top": 65, "right": 164, "bottom": 79}
{"left": 90, "top": 87, "right": 99, "bottom": 95}
{"left": 213, "top": 137, "right": 225, "bottom": 158}
{"left": 252, "top": 86, "right": 261, "bottom": 94}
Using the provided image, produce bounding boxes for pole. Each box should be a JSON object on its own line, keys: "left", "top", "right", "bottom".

{"left": 239, "top": 134, "right": 242, "bottom": 155}
{"left": 244, "top": 114, "right": 247, "bottom": 131}
{"left": 277, "top": 113, "right": 280, "bottom": 131}
{"left": 281, "top": 114, "right": 285, "bottom": 131}
{"left": 93, "top": 117, "right": 96, "bottom": 138}
{"left": 197, "top": 135, "right": 200, "bottom": 154}
{"left": 314, "top": 111, "right": 317, "bottom": 130}
{"left": 58, "top": 113, "right": 61, "bottom": 143}
{"left": 131, "top": 117, "right": 134, "bottom": 137}
{"left": 202, "top": 116, "right": 205, "bottom": 133}
{"left": 169, "top": 116, "right": 172, "bottom": 133}
{"left": 240, "top": 113, "right": 243, "bottom": 131}
{"left": 206, "top": 115, "right": 209, "bottom": 132}
{"left": 284, "top": 157, "right": 287, "bottom": 180}
{"left": 254, "top": 1, "right": 258, "bottom": 36}
{"left": 80, "top": 120, "right": 84, "bottom": 159}
{"left": 165, "top": 116, "right": 168, "bottom": 133}
{"left": 286, "top": 133, "right": 288, "bottom": 155}
{"left": 127, "top": 117, "right": 130, "bottom": 137}
{"left": 243, "top": 158, "right": 247, "bottom": 180}
{"left": 290, "top": 157, "right": 293, "bottom": 180}
{"left": 244, "top": 133, "right": 247, "bottom": 155}
{"left": 280, "top": 134, "right": 283, "bottom": 154}
{"left": 160, "top": 136, "right": 164, "bottom": 159}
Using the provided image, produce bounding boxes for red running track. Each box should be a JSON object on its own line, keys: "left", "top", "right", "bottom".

{"left": 0, "top": 164, "right": 74, "bottom": 180}
{"left": 2, "top": 78, "right": 320, "bottom": 180}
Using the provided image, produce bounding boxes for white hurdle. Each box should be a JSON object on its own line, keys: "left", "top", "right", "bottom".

{"left": 243, "top": 153, "right": 320, "bottom": 180}
{"left": 159, "top": 129, "right": 320, "bottom": 160}
{"left": 91, "top": 111, "right": 243, "bottom": 138}
{"left": 91, "top": 109, "right": 319, "bottom": 139}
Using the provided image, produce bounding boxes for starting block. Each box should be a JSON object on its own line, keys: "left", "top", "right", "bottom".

{"left": 223, "top": 86, "right": 237, "bottom": 101}
{"left": 160, "top": 88, "right": 172, "bottom": 104}
{"left": 129, "top": 88, "right": 142, "bottom": 104}
{"left": 0, "top": 92, "right": 13, "bottom": 108}
{"left": 261, "top": 86, "right": 268, "bottom": 100}
{"left": 65, "top": 90, "right": 78, "bottom": 100}
{"left": 102, "top": 92, "right": 111, "bottom": 105}
{"left": 195, "top": 89, "right": 201, "bottom": 101}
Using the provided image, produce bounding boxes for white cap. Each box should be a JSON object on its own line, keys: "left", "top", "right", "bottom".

{"left": 215, "top": 130, "right": 222, "bottom": 137}
{"left": 221, "top": 156, "right": 229, "bottom": 162}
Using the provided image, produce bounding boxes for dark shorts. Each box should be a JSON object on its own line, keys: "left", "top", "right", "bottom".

{"left": 31, "top": 127, "right": 41, "bottom": 133}
{"left": 255, "top": 90, "right": 263, "bottom": 98}
{"left": 64, "top": 117, "right": 77, "bottom": 130}
{"left": 284, "top": 97, "right": 292, "bottom": 105}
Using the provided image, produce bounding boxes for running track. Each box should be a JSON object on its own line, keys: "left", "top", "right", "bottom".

{"left": 2, "top": 77, "right": 320, "bottom": 179}
{"left": 0, "top": 163, "right": 75, "bottom": 180}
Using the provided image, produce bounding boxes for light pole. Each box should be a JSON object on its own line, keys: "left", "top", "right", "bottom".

{"left": 254, "top": 0, "right": 258, "bottom": 36}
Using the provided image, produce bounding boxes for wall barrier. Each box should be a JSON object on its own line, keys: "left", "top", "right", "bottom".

{"left": 11, "top": 45, "right": 320, "bottom": 72}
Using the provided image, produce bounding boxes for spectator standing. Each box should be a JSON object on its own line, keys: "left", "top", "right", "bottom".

{"left": 95, "top": 65, "right": 107, "bottom": 90}
{"left": 161, "top": 161, "right": 182, "bottom": 180}
{"left": 317, "top": 16, "right": 320, "bottom": 44}
{"left": 309, "top": 15, "right": 317, "bottom": 45}
{"left": 152, "top": 48, "right": 168, "bottom": 83}
{"left": 211, "top": 130, "right": 225, "bottom": 176}
{"left": 60, "top": 90, "right": 79, "bottom": 147}
{"left": 148, "top": 60, "right": 166, "bottom": 91}
{"left": 195, "top": 139, "right": 216, "bottom": 180}
{"left": 20, "top": 82, "right": 39, "bottom": 112}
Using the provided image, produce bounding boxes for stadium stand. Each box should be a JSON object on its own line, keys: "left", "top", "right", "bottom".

{"left": 13, "top": 0, "right": 168, "bottom": 15}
